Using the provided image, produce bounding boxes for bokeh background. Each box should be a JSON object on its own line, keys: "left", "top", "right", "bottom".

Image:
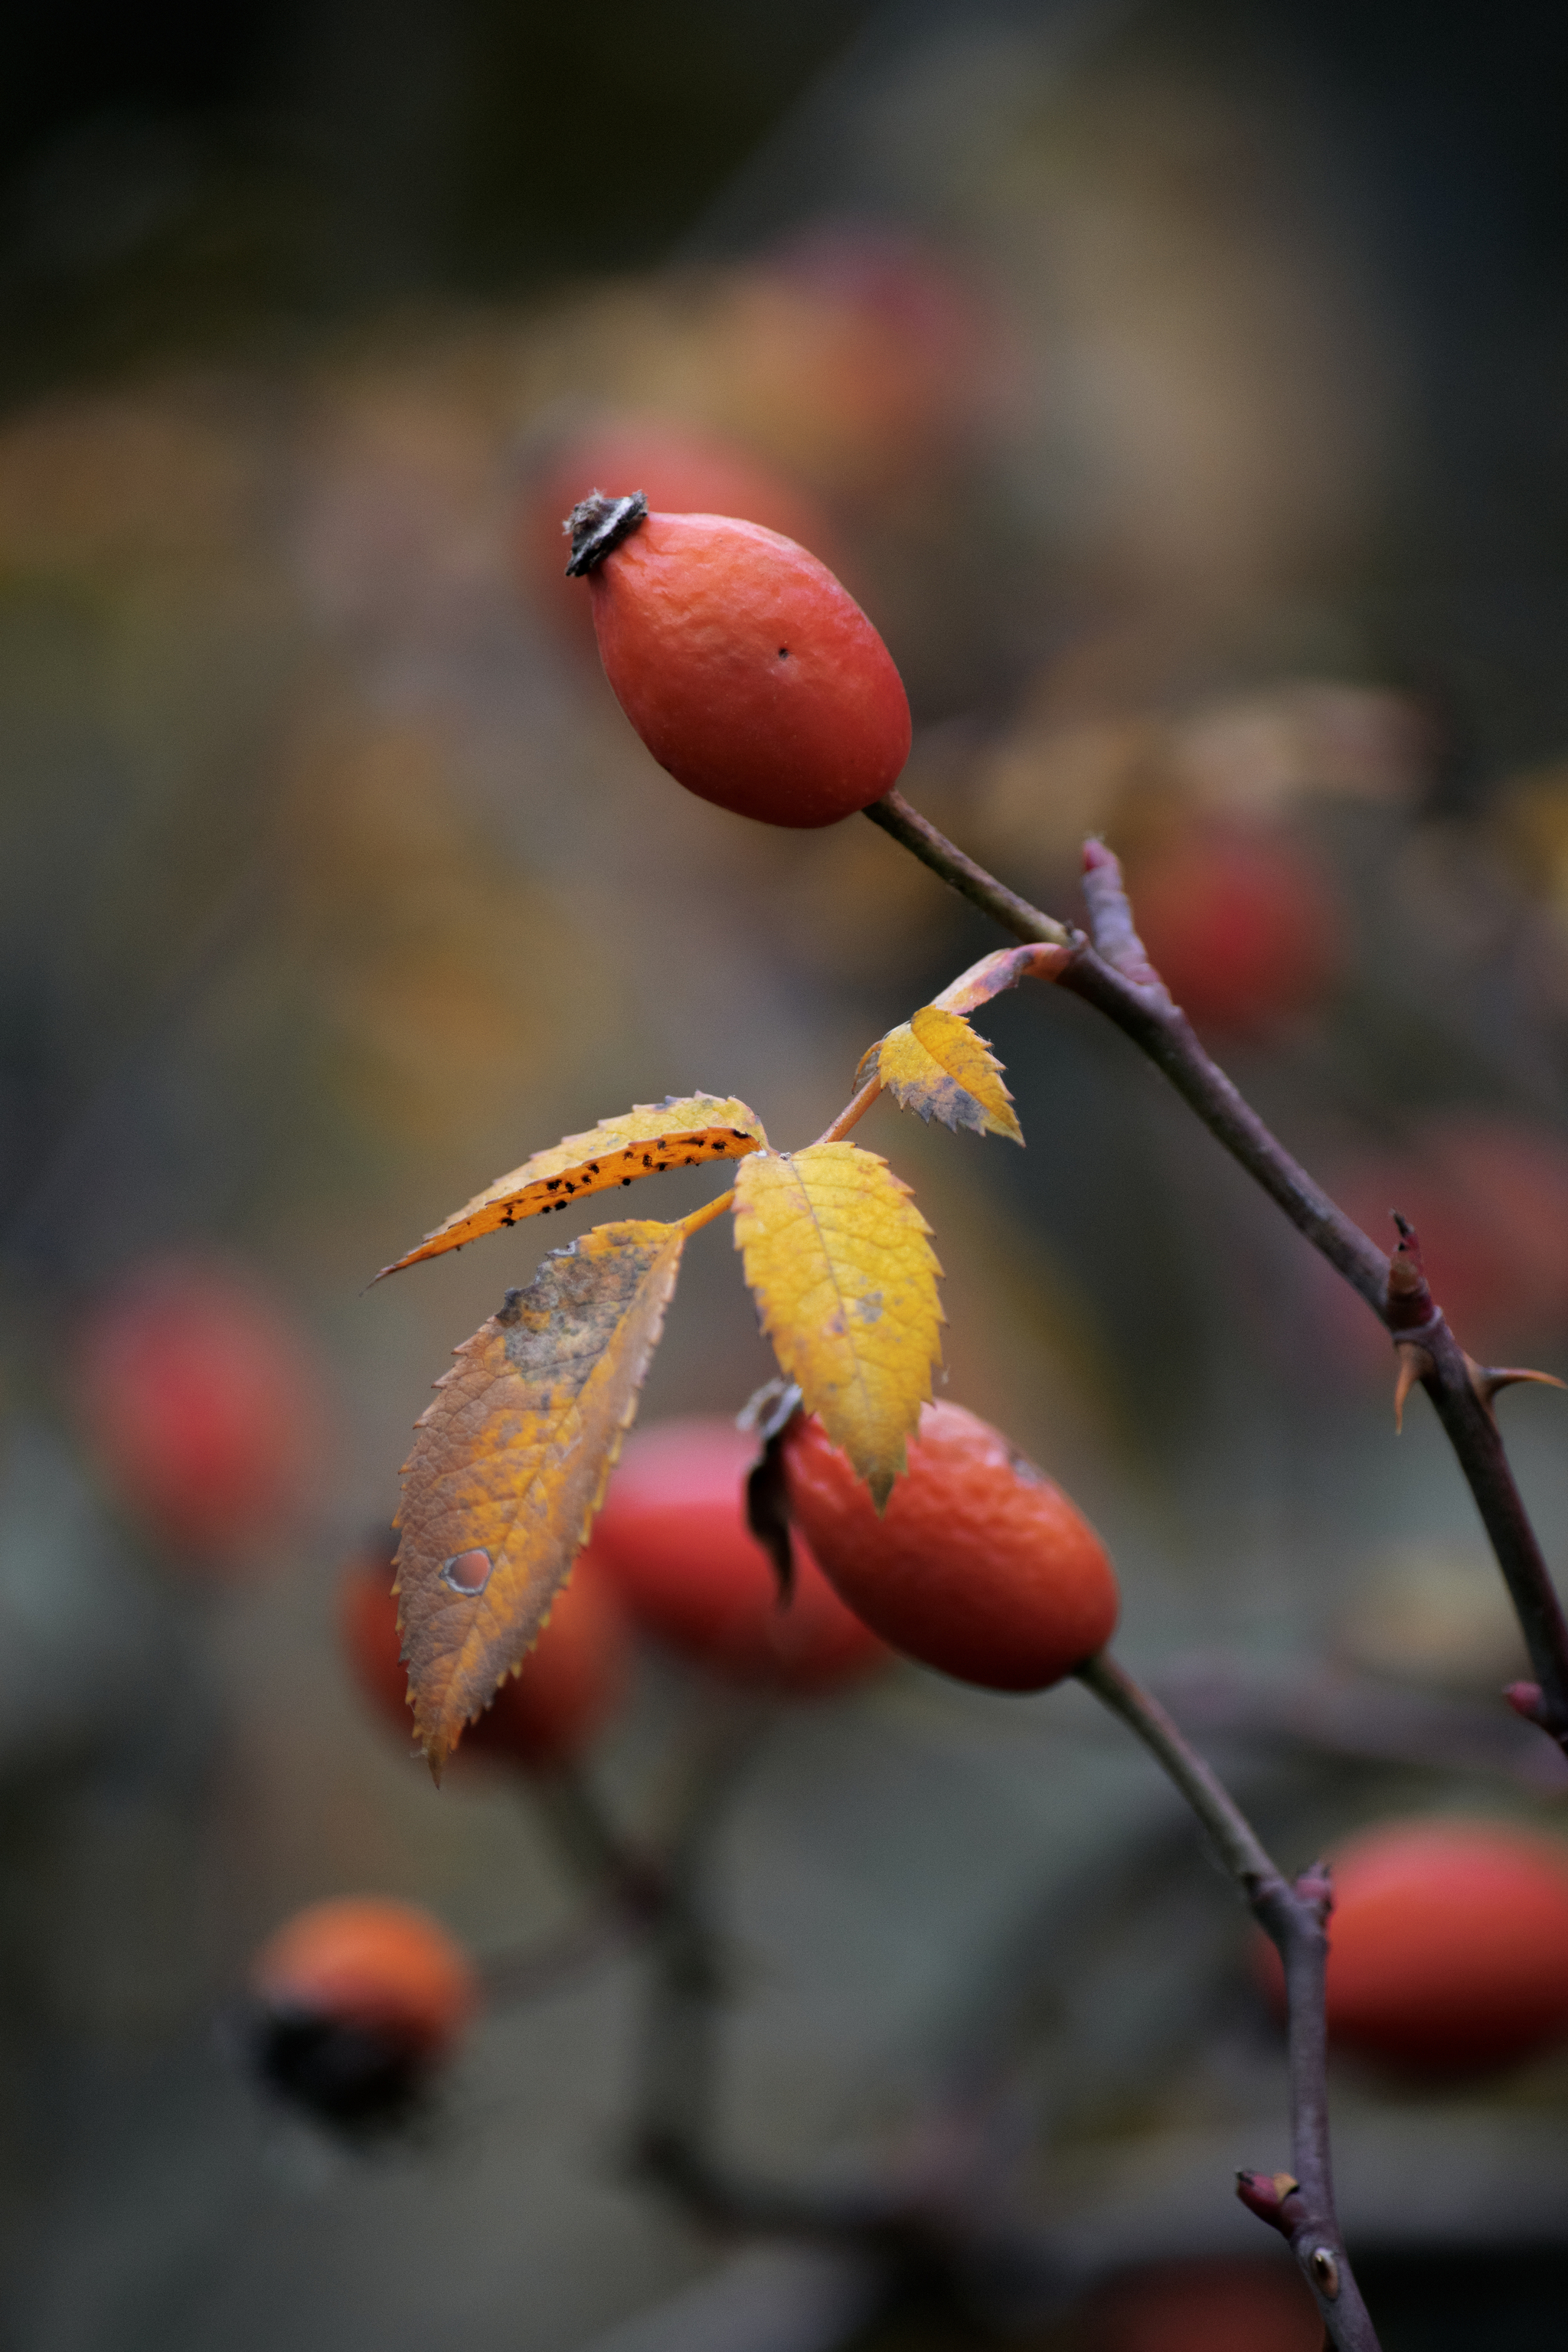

{"left": 5, "top": 2, "right": 1568, "bottom": 2346}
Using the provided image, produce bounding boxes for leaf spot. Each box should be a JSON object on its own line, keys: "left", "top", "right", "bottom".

{"left": 441, "top": 1548, "right": 493, "bottom": 1596}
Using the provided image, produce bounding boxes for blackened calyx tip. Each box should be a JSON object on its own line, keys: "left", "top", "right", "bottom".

{"left": 564, "top": 490, "right": 648, "bottom": 577}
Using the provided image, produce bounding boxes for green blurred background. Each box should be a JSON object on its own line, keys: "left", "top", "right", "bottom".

{"left": 5, "top": 3, "right": 1568, "bottom": 2346}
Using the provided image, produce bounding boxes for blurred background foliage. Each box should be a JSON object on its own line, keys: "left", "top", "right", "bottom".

{"left": 5, "top": 2, "right": 1568, "bottom": 2347}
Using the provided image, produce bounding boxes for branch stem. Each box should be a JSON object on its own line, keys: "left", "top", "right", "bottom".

{"left": 1076, "top": 1652, "right": 1380, "bottom": 2350}
{"left": 864, "top": 794, "right": 1568, "bottom": 1748}
{"left": 815, "top": 1076, "right": 884, "bottom": 1147}
{"left": 863, "top": 791, "right": 1072, "bottom": 948}
{"left": 534, "top": 1762, "right": 668, "bottom": 1920}
{"left": 680, "top": 1186, "right": 737, "bottom": 1239}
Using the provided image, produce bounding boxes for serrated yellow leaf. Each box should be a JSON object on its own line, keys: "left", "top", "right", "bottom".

{"left": 855, "top": 1006, "right": 1022, "bottom": 1143}
{"left": 395, "top": 1218, "right": 684, "bottom": 1775}
{"left": 377, "top": 1094, "right": 765, "bottom": 1277}
{"left": 732, "top": 1143, "right": 942, "bottom": 1508}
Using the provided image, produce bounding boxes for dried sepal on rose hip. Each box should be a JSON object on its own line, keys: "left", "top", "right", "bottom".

{"left": 782, "top": 1400, "right": 1119, "bottom": 1691}
{"left": 520, "top": 420, "right": 838, "bottom": 655}
{"left": 566, "top": 492, "right": 910, "bottom": 828}
{"left": 244, "top": 1897, "right": 478, "bottom": 2133}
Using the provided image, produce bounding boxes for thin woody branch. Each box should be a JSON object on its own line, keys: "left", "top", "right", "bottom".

{"left": 863, "top": 792, "right": 1073, "bottom": 949}
{"left": 1076, "top": 1651, "right": 1380, "bottom": 2351}
{"left": 865, "top": 790, "right": 1568, "bottom": 1751}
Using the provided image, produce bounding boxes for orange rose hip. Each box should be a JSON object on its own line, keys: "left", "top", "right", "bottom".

{"left": 567, "top": 493, "right": 910, "bottom": 828}
{"left": 591, "top": 1416, "right": 890, "bottom": 1693}
{"left": 783, "top": 1400, "right": 1118, "bottom": 1690}
{"left": 247, "top": 1896, "right": 477, "bottom": 2129}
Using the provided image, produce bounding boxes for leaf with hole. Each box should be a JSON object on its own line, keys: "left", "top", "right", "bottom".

{"left": 395, "top": 1218, "right": 684, "bottom": 1774}
{"left": 732, "top": 1143, "right": 942, "bottom": 1507}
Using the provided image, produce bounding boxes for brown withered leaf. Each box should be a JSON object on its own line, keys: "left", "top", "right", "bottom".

{"left": 854, "top": 1005, "right": 1022, "bottom": 1143}
{"left": 377, "top": 1094, "right": 765, "bottom": 1278}
{"left": 396, "top": 1217, "right": 684, "bottom": 1774}
{"left": 732, "top": 1143, "right": 942, "bottom": 1507}
{"left": 929, "top": 942, "right": 1070, "bottom": 1014}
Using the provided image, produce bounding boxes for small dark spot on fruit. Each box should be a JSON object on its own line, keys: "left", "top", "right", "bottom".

{"left": 546, "top": 1179, "right": 560, "bottom": 1192}
{"left": 778, "top": 645, "right": 789, "bottom": 658}
{"left": 622, "top": 1177, "right": 632, "bottom": 1186}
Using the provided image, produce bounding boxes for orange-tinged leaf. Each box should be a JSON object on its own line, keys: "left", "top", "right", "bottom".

{"left": 377, "top": 1095, "right": 765, "bottom": 1277}
{"left": 931, "top": 942, "right": 1070, "bottom": 1014}
{"left": 732, "top": 1143, "right": 942, "bottom": 1508}
{"left": 854, "top": 1005, "right": 1022, "bottom": 1143}
{"left": 395, "top": 1218, "right": 684, "bottom": 1774}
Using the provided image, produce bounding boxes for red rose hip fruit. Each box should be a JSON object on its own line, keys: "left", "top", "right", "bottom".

{"left": 569, "top": 495, "right": 910, "bottom": 827}
{"left": 782, "top": 1401, "right": 1118, "bottom": 1690}
{"left": 1254, "top": 1817, "right": 1568, "bottom": 2072}
{"left": 247, "top": 1896, "right": 476, "bottom": 2129}
{"left": 73, "top": 1255, "right": 324, "bottom": 1566}
{"left": 1126, "top": 826, "right": 1343, "bottom": 1035}
{"left": 590, "top": 1416, "right": 890, "bottom": 1692}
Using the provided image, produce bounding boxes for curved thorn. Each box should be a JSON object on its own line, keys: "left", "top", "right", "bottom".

{"left": 1469, "top": 1358, "right": 1568, "bottom": 1410}
{"left": 1393, "top": 1342, "right": 1433, "bottom": 1434}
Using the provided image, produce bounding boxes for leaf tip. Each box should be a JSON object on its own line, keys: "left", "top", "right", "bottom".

{"left": 866, "top": 1452, "right": 903, "bottom": 1514}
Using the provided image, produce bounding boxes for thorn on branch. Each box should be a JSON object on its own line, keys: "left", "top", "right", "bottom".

{"left": 1468, "top": 1357, "right": 1568, "bottom": 1413}
{"left": 1392, "top": 1342, "right": 1433, "bottom": 1433}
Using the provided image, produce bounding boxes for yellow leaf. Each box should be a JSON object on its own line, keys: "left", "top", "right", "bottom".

{"left": 732, "top": 1143, "right": 942, "bottom": 1507}
{"left": 931, "top": 942, "right": 1069, "bottom": 1014}
{"left": 377, "top": 1094, "right": 765, "bottom": 1277}
{"left": 855, "top": 1005, "right": 1023, "bottom": 1144}
{"left": 395, "top": 1218, "right": 684, "bottom": 1774}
